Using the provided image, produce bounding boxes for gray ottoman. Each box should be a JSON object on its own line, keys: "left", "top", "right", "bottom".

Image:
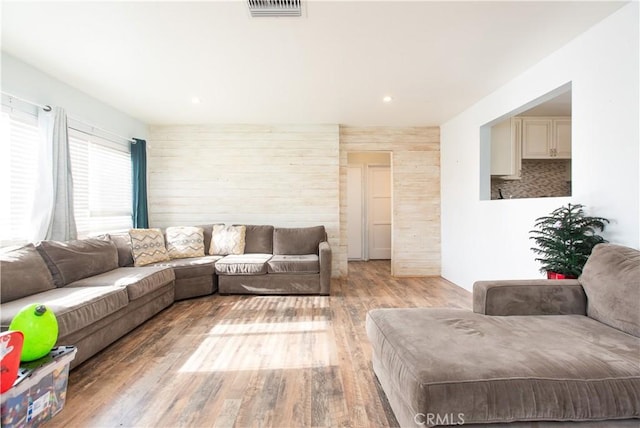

{"left": 366, "top": 308, "right": 640, "bottom": 427}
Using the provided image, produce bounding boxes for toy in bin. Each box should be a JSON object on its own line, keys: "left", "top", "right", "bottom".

{"left": 2, "top": 304, "right": 71, "bottom": 428}
{"left": 9, "top": 304, "right": 59, "bottom": 362}
{"left": 1, "top": 346, "right": 77, "bottom": 428}
{"left": 1, "top": 331, "right": 24, "bottom": 393}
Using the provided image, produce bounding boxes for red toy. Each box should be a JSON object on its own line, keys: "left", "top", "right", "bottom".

{"left": 0, "top": 331, "right": 24, "bottom": 394}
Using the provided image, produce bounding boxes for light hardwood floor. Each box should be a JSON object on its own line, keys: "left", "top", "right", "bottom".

{"left": 50, "top": 261, "right": 472, "bottom": 428}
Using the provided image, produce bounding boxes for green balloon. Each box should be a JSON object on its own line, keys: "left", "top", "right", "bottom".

{"left": 9, "top": 304, "right": 59, "bottom": 362}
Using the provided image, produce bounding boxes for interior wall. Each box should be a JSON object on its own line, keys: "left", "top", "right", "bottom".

{"left": 147, "top": 124, "right": 342, "bottom": 277}
{"left": 441, "top": 3, "right": 639, "bottom": 290}
{"left": 340, "top": 126, "right": 441, "bottom": 276}
{"left": 1, "top": 52, "right": 147, "bottom": 139}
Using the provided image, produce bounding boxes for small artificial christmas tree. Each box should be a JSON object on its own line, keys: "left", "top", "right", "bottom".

{"left": 529, "top": 203, "right": 609, "bottom": 278}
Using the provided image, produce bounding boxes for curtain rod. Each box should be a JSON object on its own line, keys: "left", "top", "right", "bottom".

{"left": 2, "top": 91, "right": 51, "bottom": 111}
{"left": 1, "top": 91, "right": 138, "bottom": 144}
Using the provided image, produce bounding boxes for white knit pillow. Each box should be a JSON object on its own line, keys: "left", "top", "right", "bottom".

{"left": 209, "top": 225, "right": 246, "bottom": 255}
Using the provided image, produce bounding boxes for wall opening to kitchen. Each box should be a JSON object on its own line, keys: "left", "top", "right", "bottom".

{"left": 479, "top": 82, "right": 572, "bottom": 201}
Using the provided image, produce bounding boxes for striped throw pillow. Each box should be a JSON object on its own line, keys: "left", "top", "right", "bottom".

{"left": 129, "top": 228, "right": 170, "bottom": 266}
{"left": 166, "top": 226, "right": 205, "bottom": 259}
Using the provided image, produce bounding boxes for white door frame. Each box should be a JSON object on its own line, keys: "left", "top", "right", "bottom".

{"left": 347, "top": 164, "right": 365, "bottom": 260}
{"left": 346, "top": 159, "right": 392, "bottom": 261}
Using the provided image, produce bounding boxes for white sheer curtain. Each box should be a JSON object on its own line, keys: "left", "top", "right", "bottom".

{"left": 30, "top": 106, "right": 77, "bottom": 241}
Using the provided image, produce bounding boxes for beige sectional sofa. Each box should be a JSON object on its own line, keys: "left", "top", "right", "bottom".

{"left": 366, "top": 243, "right": 640, "bottom": 427}
{"left": 216, "top": 225, "right": 331, "bottom": 295}
{"left": 109, "top": 224, "right": 332, "bottom": 297}
{"left": 108, "top": 224, "right": 223, "bottom": 300}
{"left": 0, "top": 239, "right": 175, "bottom": 369}
{"left": 0, "top": 224, "right": 331, "bottom": 369}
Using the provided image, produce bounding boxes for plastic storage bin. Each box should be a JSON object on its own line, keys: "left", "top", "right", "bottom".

{"left": 1, "top": 346, "right": 76, "bottom": 428}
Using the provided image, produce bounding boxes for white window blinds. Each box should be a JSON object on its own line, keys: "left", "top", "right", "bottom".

{"left": 68, "top": 130, "right": 132, "bottom": 237}
{"left": 0, "top": 110, "right": 39, "bottom": 246}
{"left": 0, "top": 107, "right": 133, "bottom": 246}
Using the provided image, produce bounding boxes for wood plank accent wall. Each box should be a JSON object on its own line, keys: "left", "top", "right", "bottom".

{"left": 339, "top": 126, "right": 441, "bottom": 276}
{"left": 147, "top": 125, "right": 341, "bottom": 277}
{"left": 148, "top": 125, "right": 440, "bottom": 278}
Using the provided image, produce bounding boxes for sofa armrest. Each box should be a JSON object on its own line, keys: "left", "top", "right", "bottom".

{"left": 473, "top": 279, "right": 586, "bottom": 316}
{"left": 319, "top": 241, "right": 331, "bottom": 295}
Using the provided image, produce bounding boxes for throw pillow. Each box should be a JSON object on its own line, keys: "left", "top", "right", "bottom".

{"left": 129, "top": 228, "right": 170, "bottom": 266}
{"left": 166, "top": 226, "right": 205, "bottom": 259}
{"left": 209, "top": 225, "right": 246, "bottom": 255}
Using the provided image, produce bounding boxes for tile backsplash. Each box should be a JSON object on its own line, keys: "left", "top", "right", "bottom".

{"left": 491, "top": 159, "right": 571, "bottom": 199}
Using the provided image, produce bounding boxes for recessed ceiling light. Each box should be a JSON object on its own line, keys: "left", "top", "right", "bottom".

{"left": 383, "top": 96, "right": 393, "bottom": 103}
{"left": 191, "top": 96, "right": 201, "bottom": 104}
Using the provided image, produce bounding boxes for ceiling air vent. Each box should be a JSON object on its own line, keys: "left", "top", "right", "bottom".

{"left": 248, "top": 0, "right": 302, "bottom": 17}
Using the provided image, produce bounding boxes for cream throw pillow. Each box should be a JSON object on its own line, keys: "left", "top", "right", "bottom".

{"left": 166, "top": 226, "right": 205, "bottom": 259}
{"left": 209, "top": 225, "right": 246, "bottom": 255}
{"left": 129, "top": 228, "right": 170, "bottom": 266}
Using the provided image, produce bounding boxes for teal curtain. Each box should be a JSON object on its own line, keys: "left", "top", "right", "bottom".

{"left": 131, "top": 138, "right": 149, "bottom": 228}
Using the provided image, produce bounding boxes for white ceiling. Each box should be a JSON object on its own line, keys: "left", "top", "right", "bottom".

{"left": 519, "top": 89, "right": 572, "bottom": 117}
{"left": 1, "top": 1, "right": 627, "bottom": 126}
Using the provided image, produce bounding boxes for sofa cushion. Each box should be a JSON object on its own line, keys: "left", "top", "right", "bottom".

{"left": 580, "top": 243, "right": 640, "bottom": 337}
{"left": 109, "top": 232, "right": 134, "bottom": 267}
{"left": 0, "top": 244, "right": 56, "bottom": 303}
{"left": 215, "top": 254, "right": 272, "bottom": 275}
{"left": 129, "top": 228, "right": 170, "bottom": 266}
{"left": 165, "top": 226, "right": 205, "bottom": 259}
{"left": 366, "top": 308, "right": 640, "bottom": 425}
{"left": 67, "top": 267, "right": 175, "bottom": 301}
{"left": 267, "top": 255, "right": 319, "bottom": 274}
{"left": 273, "top": 226, "right": 325, "bottom": 255}
{"left": 149, "top": 256, "right": 222, "bottom": 280}
{"left": 36, "top": 239, "right": 119, "bottom": 287}
{"left": 209, "top": 225, "right": 246, "bottom": 255}
{"left": 236, "top": 225, "right": 274, "bottom": 254}
{"left": 0, "top": 286, "right": 129, "bottom": 337}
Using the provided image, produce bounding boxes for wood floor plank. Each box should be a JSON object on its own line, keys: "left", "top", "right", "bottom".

{"left": 48, "top": 261, "right": 471, "bottom": 428}
{"left": 215, "top": 399, "right": 243, "bottom": 428}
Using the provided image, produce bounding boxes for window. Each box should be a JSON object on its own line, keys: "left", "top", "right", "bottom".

{"left": 69, "top": 130, "right": 132, "bottom": 237}
{"left": 0, "top": 105, "right": 133, "bottom": 246}
{"left": 0, "top": 109, "right": 40, "bottom": 246}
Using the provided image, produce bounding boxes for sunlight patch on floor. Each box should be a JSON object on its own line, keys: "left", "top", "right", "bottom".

{"left": 179, "top": 296, "right": 335, "bottom": 373}
{"left": 179, "top": 319, "right": 335, "bottom": 372}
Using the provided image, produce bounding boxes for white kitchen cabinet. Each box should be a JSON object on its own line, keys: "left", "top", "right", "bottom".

{"left": 553, "top": 119, "right": 572, "bottom": 158}
{"left": 491, "top": 118, "right": 521, "bottom": 179}
{"left": 522, "top": 117, "right": 571, "bottom": 159}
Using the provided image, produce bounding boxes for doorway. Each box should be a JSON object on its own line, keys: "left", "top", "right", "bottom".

{"left": 347, "top": 152, "right": 392, "bottom": 261}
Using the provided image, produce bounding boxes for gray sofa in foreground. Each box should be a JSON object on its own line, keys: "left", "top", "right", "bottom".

{"left": 366, "top": 243, "right": 640, "bottom": 427}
